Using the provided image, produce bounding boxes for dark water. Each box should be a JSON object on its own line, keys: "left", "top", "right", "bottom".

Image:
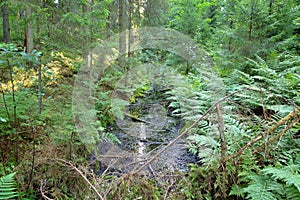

{"left": 94, "top": 112, "right": 200, "bottom": 175}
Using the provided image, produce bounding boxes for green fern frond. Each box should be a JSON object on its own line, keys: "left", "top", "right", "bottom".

{"left": 187, "top": 134, "right": 219, "bottom": 164}
{"left": 262, "top": 165, "right": 300, "bottom": 192}
{"left": 285, "top": 185, "right": 300, "bottom": 200}
{"left": 0, "top": 172, "right": 18, "bottom": 200}
{"left": 242, "top": 174, "right": 284, "bottom": 200}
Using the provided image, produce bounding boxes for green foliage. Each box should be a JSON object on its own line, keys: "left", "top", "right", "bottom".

{"left": 166, "top": 0, "right": 215, "bottom": 45}
{"left": 0, "top": 172, "right": 18, "bottom": 200}
{"left": 241, "top": 174, "right": 284, "bottom": 200}
{"left": 236, "top": 164, "right": 300, "bottom": 200}
{"left": 262, "top": 165, "right": 300, "bottom": 192}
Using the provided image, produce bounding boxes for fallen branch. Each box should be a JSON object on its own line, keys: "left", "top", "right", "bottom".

{"left": 56, "top": 159, "right": 104, "bottom": 200}
{"left": 40, "top": 180, "right": 53, "bottom": 200}
{"left": 123, "top": 112, "right": 154, "bottom": 125}
{"left": 217, "top": 104, "right": 228, "bottom": 198}
{"left": 123, "top": 112, "right": 172, "bottom": 131}
{"left": 256, "top": 114, "right": 300, "bottom": 153}
{"left": 228, "top": 108, "right": 300, "bottom": 161}
{"left": 217, "top": 104, "right": 227, "bottom": 163}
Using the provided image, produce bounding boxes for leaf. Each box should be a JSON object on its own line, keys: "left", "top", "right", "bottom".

{"left": 0, "top": 117, "right": 7, "bottom": 123}
{"left": 0, "top": 172, "right": 19, "bottom": 200}
{"left": 242, "top": 174, "right": 283, "bottom": 200}
{"left": 262, "top": 165, "right": 300, "bottom": 192}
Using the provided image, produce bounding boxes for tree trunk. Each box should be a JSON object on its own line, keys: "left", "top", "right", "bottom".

{"left": 248, "top": 5, "right": 254, "bottom": 41}
{"left": 269, "top": 0, "right": 273, "bottom": 16}
{"left": 128, "top": 0, "right": 133, "bottom": 58}
{"left": 36, "top": 12, "right": 42, "bottom": 115}
{"left": 118, "top": 0, "right": 128, "bottom": 68}
{"left": 2, "top": 0, "right": 10, "bottom": 43}
{"left": 25, "top": 6, "right": 34, "bottom": 53}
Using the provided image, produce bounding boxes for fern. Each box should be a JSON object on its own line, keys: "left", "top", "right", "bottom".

{"left": 0, "top": 172, "right": 18, "bottom": 200}
{"left": 238, "top": 165, "right": 300, "bottom": 200}
{"left": 187, "top": 133, "right": 219, "bottom": 164}
{"left": 242, "top": 174, "right": 284, "bottom": 200}
{"left": 262, "top": 165, "right": 300, "bottom": 192}
{"left": 285, "top": 185, "right": 300, "bottom": 200}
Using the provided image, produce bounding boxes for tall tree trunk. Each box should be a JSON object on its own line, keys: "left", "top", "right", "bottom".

{"left": 82, "top": 3, "right": 88, "bottom": 57}
{"left": 127, "top": 0, "right": 133, "bottom": 58}
{"left": 106, "top": 2, "right": 113, "bottom": 38}
{"left": 269, "top": 0, "right": 273, "bottom": 16}
{"left": 25, "top": 6, "right": 34, "bottom": 53}
{"left": 248, "top": 5, "right": 254, "bottom": 41}
{"left": 89, "top": 0, "right": 94, "bottom": 97}
{"left": 36, "top": 14, "right": 42, "bottom": 115}
{"left": 118, "top": 0, "right": 128, "bottom": 68}
{"left": 2, "top": 0, "right": 10, "bottom": 43}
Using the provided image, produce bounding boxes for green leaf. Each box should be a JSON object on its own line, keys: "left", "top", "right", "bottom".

{"left": 0, "top": 172, "right": 19, "bottom": 200}
{"left": 0, "top": 117, "right": 7, "bottom": 123}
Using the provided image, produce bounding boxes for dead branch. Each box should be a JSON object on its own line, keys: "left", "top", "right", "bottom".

{"left": 228, "top": 108, "right": 300, "bottom": 161}
{"left": 40, "top": 180, "right": 54, "bottom": 200}
{"left": 123, "top": 112, "right": 172, "bottom": 131}
{"left": 163, "top": 180, "right": 176, "bottom": 200}
{"left": 123, "top": 112, "right": 154, "bottom": 124}
{"left": 217, "top": 104, "right": 228, "bottom": 198}
{"left": 217, "top": 104, "right": 227, "bottom": 162}
{"left": 264, "top": 109, "right": 299, "bottom": 136}
{"left": 256, "top": 116, "right": 300, "bottom": 153}
{"left": 55, "top": 159, "right": 105, "bottom": 200}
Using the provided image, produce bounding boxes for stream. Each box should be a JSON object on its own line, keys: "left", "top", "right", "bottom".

{"left": 94, "top": 102, "right": 200, "bottom": 175}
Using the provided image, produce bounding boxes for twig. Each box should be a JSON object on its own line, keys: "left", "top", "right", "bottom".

{"left": 228, "top": 108, "right": 300, "bottom": 161}
{"left": 40, "top": 180, "right": 53, "bottom": 200}
{"left": 256, "top": 116, "right": 300, "bottom": 153}
{"left": 217, "top": 104, "right": 228, "bottom": 198}
{"left": 163, "top": 180, "right": 175, "bottom": 200}
{"left": 0, "top": 85, "right": 10, "bottom": 121}
{"left": 217, "top": 104, "right": 227, "bottom": 162}
{"left": 123, "top": 112, "right": 172, "bottom": 131}
{"left": 133, "top": 87, "right": 253, "bottom": 174}
{"left": 56, "top": 159, "right": 105, "bottom": 200}
{"left": 123, "top": 112, "right": 154, "bottom": 125}
{"left": 27, "top": 127, "right": 36, "bottom": 192}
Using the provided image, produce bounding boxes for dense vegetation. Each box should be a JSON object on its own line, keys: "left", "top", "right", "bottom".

{"left": 0, "top": 0, "right": 300, "bottom": 199}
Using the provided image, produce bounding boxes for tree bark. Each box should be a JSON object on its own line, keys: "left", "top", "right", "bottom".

{"left": 25, "top": 6, "right": 34, "bottom": 53}
{"left": 118, "top": 0, "right": 128, "bottom": 68}
{"left": 2, "top": 0, "right": 10, "bottom": 43}
{"left": 269, "top": 0, "right": 273, "bottom": 16}
{"left": 248, "top": 5, "right": 254, "bottom": 41}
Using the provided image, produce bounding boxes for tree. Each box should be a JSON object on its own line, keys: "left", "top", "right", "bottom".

{"left": 2, "top": 0, "right": 10, "bottom": 43}
{"left": 25, "top": 5, "right": 33, "bottom": 53}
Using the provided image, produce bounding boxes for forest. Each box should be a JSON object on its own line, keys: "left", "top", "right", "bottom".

{"left": 0, "top": 0, "right": 300, "bottom": 199}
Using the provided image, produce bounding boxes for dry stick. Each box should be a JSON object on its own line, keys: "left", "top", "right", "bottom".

{"left": 123, "top": 112, "right": 173, "bottom": 132}
{"left": 101, "top": 158, "right": 121, "bottom": 176}
{"left": 217, "top": 104, "right": 227, "bottom": 198}
{"left": 217, "top": 104, "right": 227, "bottom": 162}
{"left": 27, "top": 127, "right": 36, "bottom": 192}
{"left": 0, "top": 85, "right": 10, "bottom": 121}
{"left": 163, "top": 180, "right": 176, "bottom": 200}
{"left": 228, "top": 108, "right": 300, "bottom": 161}
{"left": 8, "top": 59, "right": 18, "bottom": 163}
{"left": 123, "top": 112, "right": 157, "bottom": 125}
{"left": 256, "top": 116, "right": 300, "bottom": 153}
{"left": 40, "top": 180, "right": 54, "bottom": 200}
{"left": 133, "top": 87, "right": 253, "bottom": 174}
{"left": 56, "top": 159, "right": 105, "bottom": 200}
